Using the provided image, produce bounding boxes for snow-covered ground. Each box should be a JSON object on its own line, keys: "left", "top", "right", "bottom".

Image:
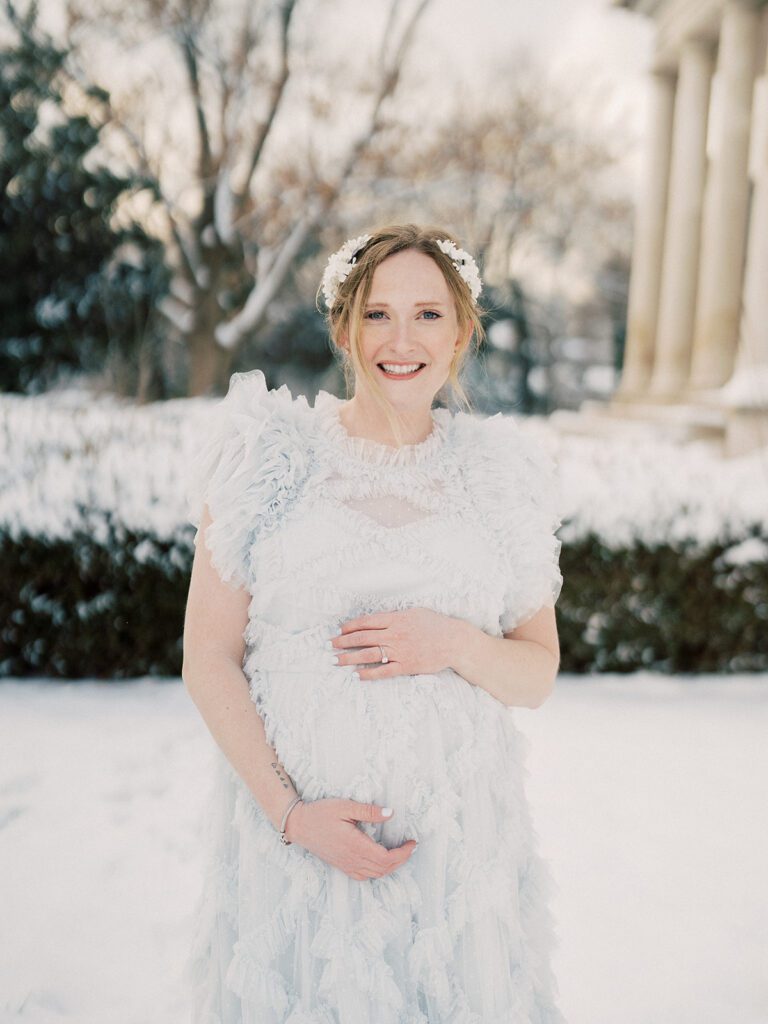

{"left": 1, "top": 674, "right": 766, "bottom": 1024}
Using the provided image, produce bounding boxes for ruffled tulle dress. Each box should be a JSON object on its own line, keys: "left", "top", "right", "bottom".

{"left": 184, "top": 369, "right": 566, "bottom": 1024}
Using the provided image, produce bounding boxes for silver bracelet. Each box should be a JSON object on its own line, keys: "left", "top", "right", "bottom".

{"left": 279, "top": 795, "right": 303, "bottom": 846}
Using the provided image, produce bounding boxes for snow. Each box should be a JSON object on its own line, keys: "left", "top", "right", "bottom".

{"left": 1, "top": 389, "right": 766, "bottom": 1018}
{"left": 1, "top": 674, "right": 766, "bottom": 1024}
{"left": 718, "top": 367, "right": 768, "bottom": 410}
{"left": 1, "top": 389, "right": 766, "bottom": 554}
{"left": 213, "top": 170, "right": 236, "bottom": 248}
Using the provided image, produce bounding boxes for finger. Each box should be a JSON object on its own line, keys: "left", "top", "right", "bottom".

{"left": 350, "top": 831, "right": 407, "bottom": 871}
{"left": 352, "top": 869, "right": 378, "bottom": 881}
{"left": 379, "top": 851, "right": 414, "bottom": 877}
{"left": 388, "top": 839, "right": 418, "bottom": 859}
{"left": 347, "top": 862, "right": 377, "bottom": 878}
{"left": 341, "top": 801, "right": 393, "bottom": 823}
{"left": 359, "top": 853, "right": 399, "bottom": 877}
{"left": 359, "top": 835, "right": 417, "bottom": 870}
{"left": 350, "top": 835, "right": 418, "bottom": 877}
{"left": 374, "top": 849, "right": 414, "bottom": 878}
{"left": 355, "top": 854, "right": 389, "bottom": 875}
{"left": 339, "top": 614, "right": 390, "bottom": 635}
{"left": 338, "top": 645, "right": 392, "bottom": 667}
{"left": 333, "top": 627, "right": 391, "bottom": 649}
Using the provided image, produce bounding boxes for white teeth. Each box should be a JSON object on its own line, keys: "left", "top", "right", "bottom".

{"left": 380, "top": 363, "right": 423, "bottom": 375}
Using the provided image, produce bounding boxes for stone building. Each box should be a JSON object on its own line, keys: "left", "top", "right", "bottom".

{"left": 570, "top": 0, "right": 768, "bottom": 453}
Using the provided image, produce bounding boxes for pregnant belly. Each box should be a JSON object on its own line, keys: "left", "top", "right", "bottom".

{"left": 251, "top": 663, "right": 509, "bottom": 849}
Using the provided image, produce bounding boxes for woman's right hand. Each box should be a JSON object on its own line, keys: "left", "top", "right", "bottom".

{"left": 284, "top": 798, "right": 418, "bottom": 881}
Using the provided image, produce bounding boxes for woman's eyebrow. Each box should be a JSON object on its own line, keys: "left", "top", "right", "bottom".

{"left": 365, "top": 301, "right": 447, "bottom": 308}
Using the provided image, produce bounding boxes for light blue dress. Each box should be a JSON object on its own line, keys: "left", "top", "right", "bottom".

{"left": 185, "top": 369, "right": 566, "bottom": 1024}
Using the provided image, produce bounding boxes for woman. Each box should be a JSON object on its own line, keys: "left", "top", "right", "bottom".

{"left": 183, "top": 223, "right": 566, "bottom": 1023}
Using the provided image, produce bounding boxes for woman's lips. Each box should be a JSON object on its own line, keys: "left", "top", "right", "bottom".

{"left": 377, "top": 363, "right": 426, "bottom": 380}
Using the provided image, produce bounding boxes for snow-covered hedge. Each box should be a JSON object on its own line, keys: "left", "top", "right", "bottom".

{"left": 1, "top": 390, "right": 766, "bottom": 677}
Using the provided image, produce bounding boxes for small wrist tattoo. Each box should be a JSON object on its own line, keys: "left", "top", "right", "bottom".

{"left": 270, "top": 760, "right": 291, "bottom": 789}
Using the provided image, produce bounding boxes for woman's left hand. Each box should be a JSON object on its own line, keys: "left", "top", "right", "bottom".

{"left": 330, "top": 608, "right": 460, "bottom": 680}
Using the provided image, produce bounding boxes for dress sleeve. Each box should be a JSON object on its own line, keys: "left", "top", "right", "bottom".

{"left": 185, "top": 369, "right": 308, "bottom": 591}
{"left": 473, "top": 413, "right": 564, "bottom": 633}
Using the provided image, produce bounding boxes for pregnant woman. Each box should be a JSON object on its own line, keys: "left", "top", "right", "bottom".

{"left": 182, "top": 223, "right": 566, "bottom": 1023}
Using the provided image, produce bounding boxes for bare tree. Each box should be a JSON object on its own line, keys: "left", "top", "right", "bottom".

{"left": 64, "top": 0, "right": 431, "bottom": 394}
{"left": 339, "top": 57, "right": 634, "bottom": 296}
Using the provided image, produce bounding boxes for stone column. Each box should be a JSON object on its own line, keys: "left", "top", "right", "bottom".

{"left": 647, "top": 39, "right": 714, "bottom": 401}
{"left": 614, "top": 69, "right": 676, "bottom": 403}
{"left": 685, "top": 0, "right": 762, "bottom": 396}
{"left": 722, "top": 55, "right": 768, "bottom": 402}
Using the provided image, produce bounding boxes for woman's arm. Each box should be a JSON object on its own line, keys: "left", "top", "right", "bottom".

{"left": 332, "top": 605, "right": 560, "bottom": 710}
{"left": 446, "top": 605, "right": 560, "bottom": 709}
{"left": 182, "top": 503, "right": 300, "bottom": 837}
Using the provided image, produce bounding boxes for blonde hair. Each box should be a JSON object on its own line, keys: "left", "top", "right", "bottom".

{"left": 318, "top": 223, "right": 485, "bottom": 446}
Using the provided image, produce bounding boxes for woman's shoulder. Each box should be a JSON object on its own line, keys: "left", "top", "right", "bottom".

{"left": 448, "top": 407, "right": 562, "bottom": 512}
{"left": 215, "top": 368, "right": 312, "bottom": 432}
{"left": 185, "top": 369, "right": 315, "bottom": 583}
{"left": 449, "top": 405, "right": 551, "bottom": 457}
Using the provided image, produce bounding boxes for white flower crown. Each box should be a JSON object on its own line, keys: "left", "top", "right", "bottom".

{"left": 321, "top": 233, "right": 482, "bottom": 308}
{"left": 320, "top": 234, "right": 372, "bottom": 309}
{"left": 434, "top": 239, "right": 483, "bottom": 302}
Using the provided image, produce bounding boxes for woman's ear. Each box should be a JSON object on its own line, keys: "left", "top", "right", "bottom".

{"left": 455, "top": 326, "right": 472, "bottom": 352}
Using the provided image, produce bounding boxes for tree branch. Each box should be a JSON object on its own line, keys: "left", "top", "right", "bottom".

{"left": 234, "top": 0, "right": 299, "bottom": 212}
{"left": 331, "top": 0, "right": 431, "bottom": 200}
{"left": 215, "top": 203, "right": 320, "bottom": 349}
{"left": 215, "top": 0, "right": 432, "bottom": 350}
{"left": 178, "top": 26, "right": 215, "bottom": 182}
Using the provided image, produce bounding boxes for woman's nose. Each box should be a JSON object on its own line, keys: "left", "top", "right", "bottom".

{"left": 387, "top": 318, "right": 418, "bottom": 351}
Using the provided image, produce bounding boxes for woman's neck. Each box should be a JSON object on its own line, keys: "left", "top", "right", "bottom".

{"left": 338, "top": 394, "right": 435, "bottom": 447}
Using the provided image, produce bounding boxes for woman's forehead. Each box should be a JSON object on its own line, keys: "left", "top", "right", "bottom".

{"left": 369, "top": 250, "right": 451, "bottom": 296}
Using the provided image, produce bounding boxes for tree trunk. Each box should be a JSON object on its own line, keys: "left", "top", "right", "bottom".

{"left": 187, "top": 283, "right": 237, "bottom": 396}
{"left": 182, "top": 242, "right": 242, "bottom": 395}
{"left": 187, "top": 328, "right": 235, "bottom": 395}
{"left": 136, "top": 329, "right": 167, "bottom": 403}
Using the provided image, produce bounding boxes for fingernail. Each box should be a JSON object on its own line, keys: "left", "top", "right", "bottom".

{"left": 382, "top": 807, "right": 393, "bottom": 817}
{"left": 330, "top": 655, "right": 339, "bottom": 665}
{"left": 324, "top": 639, "right": 335, "bottom": 649}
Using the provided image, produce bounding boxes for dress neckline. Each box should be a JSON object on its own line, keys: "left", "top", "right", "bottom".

{"left": 313, "top": 390, "right": 450, "bottom": 467}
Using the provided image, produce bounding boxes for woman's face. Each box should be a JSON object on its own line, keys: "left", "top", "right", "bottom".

{"left": 346, "top": 249, "right": 464, "bottom": 410}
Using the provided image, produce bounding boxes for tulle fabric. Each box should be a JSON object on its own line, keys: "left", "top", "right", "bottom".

{"left": 457, "top": 411, "right": 565, "bottom": 633}
{"left": 186, "top": 370, "right": 314, "bottom": 591}
{"left": 184, "top": 369, "right": 566, "bottom": 1023}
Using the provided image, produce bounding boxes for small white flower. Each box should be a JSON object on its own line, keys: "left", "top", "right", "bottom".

{"left": 320, "top": 232, "right": 483, "bottom": 309}
{"left": 321, "top": 233, "right": 372, "bottom": 308}
{"left": 435, "top": 239, "right": 483, "bottom": 301}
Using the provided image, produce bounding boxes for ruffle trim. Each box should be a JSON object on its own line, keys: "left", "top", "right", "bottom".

{"left": 185, "top": 369, "right": 314, "bottom": 589}
{"left": 219, "top": 662, "right": 565, "bottom": 1021}
{"left": 313, "top": 390, "right": 453, "bottom": 468}
{"left": 249, "top": 525, "right": 502, "bottom": 634}
{"left": 187, "top": 707, "right": 566, "bottom": 1023}
{"left": 454, "top": 411, "right": 565, "bottom": 632}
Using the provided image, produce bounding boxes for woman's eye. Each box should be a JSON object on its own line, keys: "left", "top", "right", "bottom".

{"left": 364, "top": 309, "right": 441, "bottom": 320}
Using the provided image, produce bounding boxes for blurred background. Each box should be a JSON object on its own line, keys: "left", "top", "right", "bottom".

{"left": 1, "top": 1, "right": 767, "bottom": 1022}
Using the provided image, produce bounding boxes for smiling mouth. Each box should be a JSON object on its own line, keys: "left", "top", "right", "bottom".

{"left": 377, "top": 362, "right": 427, "bottom": 379}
